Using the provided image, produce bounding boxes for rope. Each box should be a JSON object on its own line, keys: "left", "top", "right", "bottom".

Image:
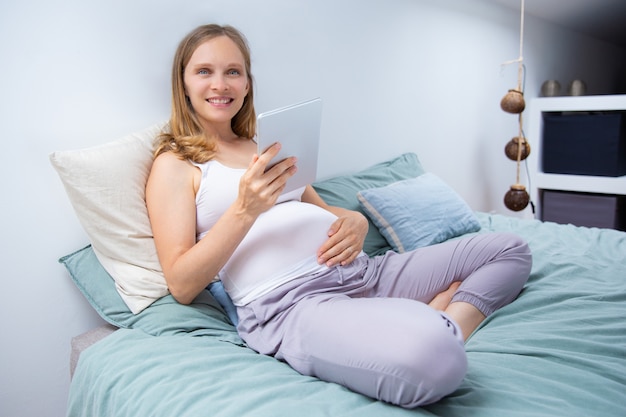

{"left": 517, "top": 0, "right": 525, "bottom": 91}
{"left": 500, "top": 0, "right": 525, "bottom": 93}
{"left": 515, "top": 0, "right": 525, "bottom": 183}
{"left": 517, "top": 113, "right": 524, "bottom": 184}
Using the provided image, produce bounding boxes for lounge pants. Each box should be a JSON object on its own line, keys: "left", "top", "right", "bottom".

{"left": 236, "top": 232, "right": 532, "bottom": 408}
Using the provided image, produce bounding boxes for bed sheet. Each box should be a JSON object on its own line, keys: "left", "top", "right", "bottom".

{"left": 67, "top": 213, "right": 626, "bottom": 417}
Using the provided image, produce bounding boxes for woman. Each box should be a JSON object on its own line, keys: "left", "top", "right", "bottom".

{"left": 146, "top": 24, "right": 532, "bottom": 408}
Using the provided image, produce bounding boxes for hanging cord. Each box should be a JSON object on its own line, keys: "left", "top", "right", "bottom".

{"left": 500, "top": 0, "right": 526, "bottom": 89}
{"left": 517, "top": 0, "right": 525, "bottom": 91}
{"left": 519, "top": 63, "right": 535, "bottom": 216}
{"left": 515, "top": 60, "right": 527, "bottom": 186}
{"left": 514, "top": 0, "right": 527, "bottom": 191}
{"left": 516, "top": 112, "right": 524, "bottom": 184}
{"left": 523, "top": 160, "right": 536, "bottom": 215}
{"left": 521, "top": 125, "right": 537, "bottom": 216}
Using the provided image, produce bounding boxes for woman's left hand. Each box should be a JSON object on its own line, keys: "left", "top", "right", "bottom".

{"left": 300, "top": 185, "right": 369, "bottom": 267}
{"left": 317, "top": 210, "right": 368, "bottom": 267}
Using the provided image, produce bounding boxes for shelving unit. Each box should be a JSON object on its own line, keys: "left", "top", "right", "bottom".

{"left": 527, "top": 94, "right": 626, "bottom": 226}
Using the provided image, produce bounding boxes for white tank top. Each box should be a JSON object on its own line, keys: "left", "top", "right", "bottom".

{"left": 192, "top": 160, "right": 336, "bottom": 306}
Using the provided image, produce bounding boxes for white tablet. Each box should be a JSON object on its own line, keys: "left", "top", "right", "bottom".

{"left": 257, "top": 97, "right": 323, "bottom": 194}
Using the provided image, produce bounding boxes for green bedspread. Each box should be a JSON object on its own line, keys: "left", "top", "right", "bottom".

{"left": 67, "top": 213, "right": 626, "bottom": 417}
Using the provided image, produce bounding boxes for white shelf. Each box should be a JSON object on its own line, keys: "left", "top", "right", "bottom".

{"left": 535, "top": 173, "right": 626, "bottom": 195}
{"left": 528, "top": 94, "right": 626, "bottom": 113}
{"left": 527, "top": 94, "right": 626, "bottom": 218}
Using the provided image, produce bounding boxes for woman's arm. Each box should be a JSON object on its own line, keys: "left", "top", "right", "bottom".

{"left": 146, "top": 152, "right": 255, "bottom": 304}
{"left": 146, "top": 144, "right": 296, "bottom": 304}
{"left": 301, "top": 186, "right": 369, "bottom": 267}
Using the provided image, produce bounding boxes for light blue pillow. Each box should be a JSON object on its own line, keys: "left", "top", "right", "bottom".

{"left": 357, "top": 173, "right": 481, "bottom": 252}
{"left": 207, "top": 281, "right": 239, "bottom": 327}
{"left": 313, "top": 152, "right": 426, "bottom": 256}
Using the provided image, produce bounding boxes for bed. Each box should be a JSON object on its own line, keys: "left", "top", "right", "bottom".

{"left": 51, "top": 125, "right": 626, "bottom": 417}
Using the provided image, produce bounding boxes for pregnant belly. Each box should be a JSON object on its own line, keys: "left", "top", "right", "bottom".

{"left": 220, "top": 201, "right": 337, "bottom": 295}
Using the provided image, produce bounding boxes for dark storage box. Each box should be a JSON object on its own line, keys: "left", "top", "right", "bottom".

{"left": 542, "top": 111, "right": 626, "bottom": 177}
{"left": 541, "top": 190, "right": 626, "bottom": 231}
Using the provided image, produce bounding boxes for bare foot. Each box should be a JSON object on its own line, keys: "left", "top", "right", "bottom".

{"left": 428, "top": 281, "right": 461, "bottom": 311}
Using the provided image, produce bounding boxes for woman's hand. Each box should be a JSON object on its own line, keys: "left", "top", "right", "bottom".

{"left": 300, "top": 186, "right": 369, "bottom": 267}
{"left": 236, "top": 142, "right": 297, "bottom": 218}
{"left": 317, "top": 210, "right": 368, "bottom": 267}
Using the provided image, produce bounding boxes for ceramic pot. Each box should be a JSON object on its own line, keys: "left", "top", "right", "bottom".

{"left": 541, "top": 80, "right": 561, "bottom": 97}
{"left": 568, "top": 80, "right": 587, "bottom": 96}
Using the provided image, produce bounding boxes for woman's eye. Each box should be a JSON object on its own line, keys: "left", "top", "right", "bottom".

{"left": 228, "top": 69, "right": 241, "bottom": 76}
{"left": 198, "top": 69, "right": 210, "bottom": 75}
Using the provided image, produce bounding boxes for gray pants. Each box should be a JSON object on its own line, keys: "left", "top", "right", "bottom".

{"left": 236, "top": 232, "right": 532, "bottom": 408}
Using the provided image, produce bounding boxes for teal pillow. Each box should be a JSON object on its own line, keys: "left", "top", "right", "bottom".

{"left": 59, "top": 245, "right": 242, "bottom": 343}
{"left": 357, "top": 173, "right": 481, "bottom": 252}
{"left": 313, "top": 153, "right": 425, "bottom": 256}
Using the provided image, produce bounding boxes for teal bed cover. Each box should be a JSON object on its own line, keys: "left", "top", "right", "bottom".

{"left": 67, "top": 213, "right": 626, "bottom": 417}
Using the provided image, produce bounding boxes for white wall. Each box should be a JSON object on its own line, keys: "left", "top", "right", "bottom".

{"left": 1, "top": 0, "right": 624, "bottom": 416}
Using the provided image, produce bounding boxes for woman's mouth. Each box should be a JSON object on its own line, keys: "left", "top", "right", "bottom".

{"left": 207, "top": 97, "right": 234, "bottom": 105}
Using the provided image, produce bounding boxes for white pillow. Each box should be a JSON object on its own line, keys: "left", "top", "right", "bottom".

{"left": 50, "top": 123, "right": 169, "bottom": 314}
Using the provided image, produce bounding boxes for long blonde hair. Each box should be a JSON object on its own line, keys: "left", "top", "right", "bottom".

{"left": 155, "top": 24, "right": 256, "bottom": 162}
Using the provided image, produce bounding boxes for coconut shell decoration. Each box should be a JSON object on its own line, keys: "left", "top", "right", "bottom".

{"left": 500, "top": 89, "right": 526, "bottom": 114}
{"left": 504, "top": 136, "right": 531, "bottom": 161}
{"left": 500, "top": 0, "right": 530, "bottom": 212}
{"left": 504, "top": 184, "right": 530, "bottom": 212}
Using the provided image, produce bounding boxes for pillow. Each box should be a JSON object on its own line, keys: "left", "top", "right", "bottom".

{"left": 313, "top": 152, "right": 425, "bottom": 256}
{"left": 59, "top": 245, "right": 241, "bottom": 343}
{"left": 59, "top": 245, "right": 135, "bottom": 328}
{"left": 50, "top": 123, "right": 168, "bottom": 314}
{"left": 357, "top": 173, "right": 481, "bottom": 252}
{"left": 208, "top": 280, "right": 240, "bottom": 327}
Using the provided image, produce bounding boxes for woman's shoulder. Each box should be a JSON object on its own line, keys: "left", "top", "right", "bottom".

{"left": 153, "top": 150, "right": 192, "bottom": 166}
{"left": 150, "top": 151, "right": 197, "bottom": 181}
{"left": 148, "top": 151, "right": 203, "bottom": 197}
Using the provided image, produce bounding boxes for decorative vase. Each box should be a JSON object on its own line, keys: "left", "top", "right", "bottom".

{"left": 540, "top": 80, "right": 561, "bottom": 97}
{"left": 568, "top": 79, "right": 587, "bottom": 96}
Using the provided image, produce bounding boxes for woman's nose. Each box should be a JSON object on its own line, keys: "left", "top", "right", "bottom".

{"left": 210, "top": 75, "right": 228, "bottom": 91}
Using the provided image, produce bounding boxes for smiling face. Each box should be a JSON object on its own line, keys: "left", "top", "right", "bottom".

{"left": 183, "top": 36, "right": 250, "bottom": 136}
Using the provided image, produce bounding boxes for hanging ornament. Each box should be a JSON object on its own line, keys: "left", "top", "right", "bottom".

{"left": 501, "top": 0, "right": 530, "bottom": 212}
{"left": 504, "top": 136, "right": 530, "bottom": 161}
{"left": 504, "top": 184, "right": 530, "bottom": 212}
{"left": 500, "top": 89, "right": 526, "bottom": 114}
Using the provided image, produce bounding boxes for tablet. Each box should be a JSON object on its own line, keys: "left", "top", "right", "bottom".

{"left": 257, "top": 97, "right": 323, "bottom": 193}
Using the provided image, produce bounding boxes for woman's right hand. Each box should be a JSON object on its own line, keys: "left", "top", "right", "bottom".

{"left": 236, "top": 142, "right": 297, "bottom": 217}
